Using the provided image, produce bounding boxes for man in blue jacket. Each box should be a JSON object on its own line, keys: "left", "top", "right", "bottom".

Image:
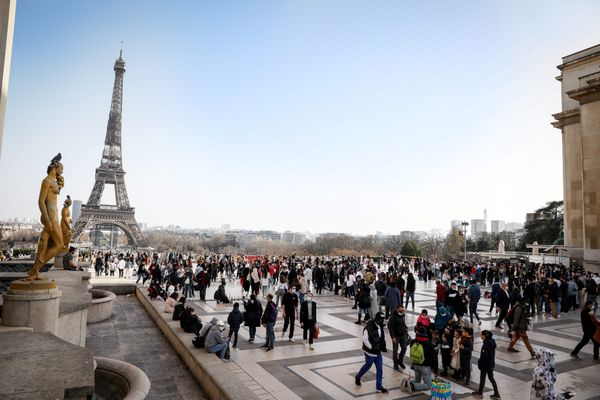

{"left": 468, "top": 279, "right": 481, "bottom": 326}
{"left": 261, "top": 293, "right": 278, "bottom": 351}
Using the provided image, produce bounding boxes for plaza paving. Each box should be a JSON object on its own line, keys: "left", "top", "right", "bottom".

{"left": 91, "top": 275, "right": 600, "bottom": 400}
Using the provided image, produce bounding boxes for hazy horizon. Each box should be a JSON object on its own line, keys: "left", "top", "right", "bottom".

{"left": 1, "top": 1, "right": 599, "bottom": 235}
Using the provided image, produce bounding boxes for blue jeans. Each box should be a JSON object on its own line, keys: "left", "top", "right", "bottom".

{"left": 356, "top": 353, "right": 383, "bottom": 389}
{"left": 299, "top": 292, "right": 305, "bottom": 304}
{"left": 411, "top": 365, "right": 432, "bottom": 391}
{"left": 265, "top": 322, "right": 275, "bottom": 348}
{"left": 208, "top": 342, "right": 228, "bottom": 359}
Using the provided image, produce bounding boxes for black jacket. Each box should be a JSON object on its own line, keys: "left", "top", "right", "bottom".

{"left": 282, "top": 292, "right": 299, "bottom": 316}
{"left": 445, "top": 288, "right": 460, "bottom": 310}
{"left": 406, "top": 275, "right": 416, "bottom": 292}
{"left": 581, "top": 308, "right": 597, "bottom": 335}
{"left": 549, "top": 282, "right": 560, "bottom": 302}
{"left": 387, "top": 310, "right": 408, "bottom": 338}
{"left": 243, "top": 299, "right": 263, "bottom": 327}
{"left": 227, "top": 309, "right": 245, "bottom": 331}
{"left": 362, "top": 319, "right": 387, "bottom": 355}
{"left": 173, "top": 303, "right": 185, "bottom": 321}
{"left": 261, "top": 301, "right": 278, "bottom": 324}
{"left": 478, "top": 338, "right": 496, "bottom": 372}
{"left": 300, "top": 300, "right": 317, "bottom": 325}
{"left": 496, "top": 288, "right": 510, "bottom": 310}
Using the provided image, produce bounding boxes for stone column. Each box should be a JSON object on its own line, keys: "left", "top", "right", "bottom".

{"left": 579, "top": 97, "right": 600, "bottom": 272}
{"left": 1, "top": 280, "right": 62, "bottom": 335}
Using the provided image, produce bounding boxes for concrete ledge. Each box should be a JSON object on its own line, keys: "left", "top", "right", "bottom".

{"left": 88, "top": 289, "right": 116, "bottom": 324}
{"left": 92, "top": 283, "right": 136, "bottom": 295}
{"left": 0, "top": 331, "right": 94, "bottom": 399}
{"left": 95, "top": 356, "right": 151, "bottom": 400}
{"left": 135, "top": 287, "right": 261, "bottom": 400}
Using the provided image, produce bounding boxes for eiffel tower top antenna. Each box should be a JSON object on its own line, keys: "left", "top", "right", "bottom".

{"left": 120, "top": 41, "right": 123, "bottom": 58}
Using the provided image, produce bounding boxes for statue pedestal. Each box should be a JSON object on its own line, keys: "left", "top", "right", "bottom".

{"left": 1, "top": 280, "right": 62, "bottom": 335}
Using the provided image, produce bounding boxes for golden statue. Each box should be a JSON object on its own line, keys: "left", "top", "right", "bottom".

{"left": 61, "top": 195, "right": 73, "bottom": 248}
{"left": 27, "top": 153, "right": 68, "bottom": 281}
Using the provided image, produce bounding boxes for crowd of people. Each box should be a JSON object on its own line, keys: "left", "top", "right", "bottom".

{"left": 88, "top": 251, "right": 598, "bottom": 399}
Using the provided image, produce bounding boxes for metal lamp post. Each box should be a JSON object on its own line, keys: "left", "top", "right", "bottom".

{"left": 462, "top": 221, "right": 469, "bottom": 262}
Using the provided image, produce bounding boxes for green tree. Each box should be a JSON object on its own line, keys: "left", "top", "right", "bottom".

{"left": 519, "top": 200, "right": 564, "bottom": 250}
{"left": 443, "top": 229, "right": 464, "bottom": 259}
{"left": 401, "top": 240, "right": 422, "bottom": 257}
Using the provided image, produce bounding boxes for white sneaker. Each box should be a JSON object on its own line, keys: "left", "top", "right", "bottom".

{"left": 289, "top": 338, "right": 295, "bottom": 342}
{"left": 280, "top": 331, "right": 285, "bottom": 339}
{"left": 309, "top": 344, "right": 314, "bottom": 350}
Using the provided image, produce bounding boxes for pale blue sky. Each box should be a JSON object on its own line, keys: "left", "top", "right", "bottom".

{"left": 1, "top": 1, "right": 599, "bottom": 234}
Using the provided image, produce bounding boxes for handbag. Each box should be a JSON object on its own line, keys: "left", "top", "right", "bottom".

{"left": 312, "top": 325, "right": 320, "bottom": 339}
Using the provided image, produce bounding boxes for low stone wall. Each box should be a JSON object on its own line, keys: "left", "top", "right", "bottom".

{"left": 95, "top": 356, "right": 151, "bottom": 400}
{"left": 135, "top": 287, "right": 261, "bottom": 400}
{"left": 87, "top": 289, "right": 116, "bottom": 324}
{"left": 91, "top": 283, "right": 136, "bottom": 295}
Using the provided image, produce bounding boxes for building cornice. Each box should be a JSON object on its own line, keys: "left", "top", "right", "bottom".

{"left": 557, "top": 51, "right": 600, "bottom": 71}
{"left": 552, "top": 108, "right": 580, "bottom": 129}
{"left": 567, "top": 76, "right": 600, "bottom": 105}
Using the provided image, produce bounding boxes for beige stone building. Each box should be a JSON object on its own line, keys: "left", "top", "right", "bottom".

{"left": 553, "top": 44, "right": 600, "bottom": 273}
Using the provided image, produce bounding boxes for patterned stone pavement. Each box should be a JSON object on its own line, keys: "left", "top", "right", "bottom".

{"left": 181, "top": 279, "right": 600, "bottom": 400}
{"left": 86, "top": 295, "right": 208, "bottom": 400}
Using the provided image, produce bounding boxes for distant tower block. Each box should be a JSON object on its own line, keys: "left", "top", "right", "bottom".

{"left": 72, "top": 51, "right": 148, "bottom": 247}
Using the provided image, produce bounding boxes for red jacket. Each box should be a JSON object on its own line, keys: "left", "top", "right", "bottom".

{"left": 436, "top": 283, "right": 446, "bottom": 301}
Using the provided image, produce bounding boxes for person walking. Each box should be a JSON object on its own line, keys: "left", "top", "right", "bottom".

{"left": 549, "top": 277, "right": 560, "bottom": 319}
{"left": 507, "top": 297, "right": 536, "bottom": 358}
{"left": 468, "top": 279, "right": 482, "bottom": 326}
{"left": 488, "top": 281, "right": 501, "bottom": 314}
{"left": 300, "top": 292, "right": 317, "bottom": 350}
{"left": 471, "top": 330, "right": 501, "bottom": 399}
{"left": 405, "top": 273, "right": 416, "bottom": 310}
{"left": 570, "top": 300, "right": 600, "bottom": 362}
{"left": 387, "top": 305, "right": 409, "bottom": 369}
{"left": 435, "top": 280, "right": 446, "bottom": 310}
{"left": 227, "top": 302, "right": 245, "bottom": 348}
{"left": 243, "top": 294, "right": 262, "bottom": 343}
{"left": 495, "top": 282, "right": 510, "bottom": 329}
{"left": 384, "top": 282, "right": 401, "bottom": 320}
{"left": 117, "top": 255, "right": 125, "bottom": 278}
{"left": 354, "top": 312, "right": 389, "bottom": 394}
{"left": 445, "top": 281, "right": 460, "bottom": 318}
{"left": 355, "top": 279, "right": 371, "bottom": 324}
{"left": 281, "top": 285, "right": 299, "bottom": 342}
{"left": 261, "top": 293, "right": 278, "bottom": 351}
{"left": 94, "top": 253, "right": 104, "bottom": 277}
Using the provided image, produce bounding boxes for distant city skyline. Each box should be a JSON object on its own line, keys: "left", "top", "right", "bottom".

{"left": 2, "top": 1, "right": 600, "bottom": 235}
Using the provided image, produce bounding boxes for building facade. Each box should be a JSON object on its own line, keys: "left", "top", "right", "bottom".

{"left": 471, "top": 219, "right": 486, "bottom": 238}
{"left": 490, "top": 220, "right": 506, "bottom": 234}
{"left": 553, "top": 44, "right": 600, "bottom": 272}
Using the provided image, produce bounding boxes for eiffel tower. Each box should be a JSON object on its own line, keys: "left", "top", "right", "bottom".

{"left": 72, "top": 51, "right": 148, "bottom": 248}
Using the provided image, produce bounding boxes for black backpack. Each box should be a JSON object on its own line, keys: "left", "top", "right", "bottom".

{"left": 193, "top": 325, "right": 212, "bottom": 348}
